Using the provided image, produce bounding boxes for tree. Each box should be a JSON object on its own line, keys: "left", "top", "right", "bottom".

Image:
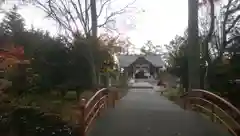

{"left": 220, "top": 0, "right": 240, "bottom": 55}
{"left": 187, "top": 0, "right": 220, "bottom": 90}
{"left": 118, "top": 37, "right": 134, "bottom": 55}
{"left": 140, "top": 40, "right": 154, "bottom": 55}
{"left": 140, "top": 40, "right": 163, "bottom": 55}
{"left": 32, "top": 0, "right": 136, "bottom": 87}
{"left": 198, "top": 0, "right": 240, "bottom": 60}
{"left": 98, "top": 33, "right": 123, "bottom": 54}
{"left": 98, "top": 34, "right": 134, "bottom": 55}
{"left": 167, "top": 0, "right": 240, "bottom": 105}
{"left": 0, "top": 7, "right": 28, "bottom": 94}
{"left": 198, "top": 0, "right": 240, "bottom": 89}
{"left": 0, "top": 6, "right": 25, "bottom": 45}
{"left": 0, "top": 0, "right": 31, "bottom": 14}
{"left": 165, "top": 35, "right": 188, "bottom": 91}
{"left": 33, "top": 0, "right": 135, "bottom": 38}
{"left": 90, "top": 0, "right": 97, "bottom": 38}
{"left": 198, "top": 0, "right": 218, "bottom": 89}
{"left": 0, "top": 7, "right": 118, "bottom": 98}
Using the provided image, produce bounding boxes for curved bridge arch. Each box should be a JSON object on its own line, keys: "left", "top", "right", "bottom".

{"left": 181, "top": 89, "right": 240, "bottom": 136}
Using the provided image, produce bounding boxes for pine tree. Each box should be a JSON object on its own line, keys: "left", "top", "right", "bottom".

{"left": 1, "top": 5, "right": 25, "bottom": 45}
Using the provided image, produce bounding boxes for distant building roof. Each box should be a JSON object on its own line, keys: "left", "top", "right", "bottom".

{"left": 117, "top": 54, "right": 164, "bottom": 67}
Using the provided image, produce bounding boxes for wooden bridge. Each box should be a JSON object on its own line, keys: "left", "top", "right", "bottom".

{"left": 74, "top": 87, "right": 240, "bottom": 136}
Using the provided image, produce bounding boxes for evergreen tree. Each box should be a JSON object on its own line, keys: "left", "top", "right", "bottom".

{"left": 1, "top": 5, "right": 25, "bottom": 45}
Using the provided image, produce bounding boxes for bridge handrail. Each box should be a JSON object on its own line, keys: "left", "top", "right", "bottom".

{"left": 181, "top": 89, "right": 240, "bottom": 136}
{"left": 78, "top": 88, "right": 119, "bottom": 136}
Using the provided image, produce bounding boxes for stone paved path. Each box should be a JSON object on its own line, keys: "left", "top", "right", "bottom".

{"left": 88, "top": 82, "right": 231, "bottom": 136}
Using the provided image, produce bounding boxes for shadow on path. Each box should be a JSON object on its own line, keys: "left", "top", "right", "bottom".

{"left": 88, "top": 89, "right": 231, "bottom": 136}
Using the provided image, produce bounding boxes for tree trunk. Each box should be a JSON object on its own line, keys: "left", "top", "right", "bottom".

{"left": 187, "top": 0, "right": 200, "bottom": 90}
{"left": 90, "top": 0, "right": 97, "bottom": 38}
{"left": 88, "top": 43, "right": 97, "bottom": 87}
{"left": 202, "top": 0, "right": 215, "bottom": 89}
{"left": 90, "top": 0, "right": 98, "bottom": 87}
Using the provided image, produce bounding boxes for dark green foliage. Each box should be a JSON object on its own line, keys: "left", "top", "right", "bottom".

{"left": 0, "top": 6, "right": 25, "bottom": 45}
{"left": 0, "top": 7, "right": 116, "bottom": 96}
{"left": 0, "top": 4, "right": 118, "bottom": 136}
{"left": 207, "top": 53, "right": 240, "bottom": 105}
{"left": 0, "top": 107, "right": 76, "bottom": 136}
{"left": 166, "top": 34, "right": 240, "bottom": 106}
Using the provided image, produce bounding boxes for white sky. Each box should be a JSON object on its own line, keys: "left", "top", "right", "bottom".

{"left": 0, "top": 0, "right": 189, "bottom": 49}
{"left": 119, "top": 0, "right": 188, "bottom": 48}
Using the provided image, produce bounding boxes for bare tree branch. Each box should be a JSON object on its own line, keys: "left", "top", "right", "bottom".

{"left": 226, "top": 35, "right": 240, "bottom": 45}
{"left": 34, "top": 0, "right": 137, "bottom": 39}
{"left": 70, "top": 0, "right": 88, "bottom": 35}
{"left": 97, "top": 0, "right": 111, "bottom": 18}
{"left": 226, "top": 14, "right": 240, "bottom": 34}
{"left": 97, "top": 0, "right": 136, "bottom": 28}
{"left": 35, "top": 0, "right": 74, "bottom": 34}
{"left": 222, "top": 0, "right": 233, "bottom": 45}
{"left": 84, "top": 0, "right": 90, "bottom": 34}
{"left": 221, "top": 0, "right": 240, "bottom": 53}
{"left": 202, "top": 0, "right": 215, "bottom": 63}
{"left": 59, "top": 0, "right": 79, "bottom": 32}
{"left": 228, "top": 3, "right": 240, "bottom": 15}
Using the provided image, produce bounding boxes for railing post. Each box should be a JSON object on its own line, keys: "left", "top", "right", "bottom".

{"left": 97, "top": 93, "right": 102, "bottom": 117}
{"left": 116, "top": 91, "right": 119, "bottom": 100}
{"left": 235, "top": 128, "right": 240, "bottom": 136}
{"left": 112, "top": 91, "right": 116, "bottom": 108}
{"left": 103, "top": 89, "right": 109, "bottom": 108}
{"left": 80, "top": 98, "right": 86, "bottom": 136}
{"left": 211, "top": 104, "right": 215, "bottom": 122}
{"left": 184, "top": 98, "right": 187, "bottom": 110}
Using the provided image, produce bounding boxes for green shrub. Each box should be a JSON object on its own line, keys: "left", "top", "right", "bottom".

{"left": 163, "top": 88, "right": 181, "bottom": 101}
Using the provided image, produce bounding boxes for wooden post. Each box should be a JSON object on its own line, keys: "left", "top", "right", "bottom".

{"left": 211, "top": 104, "right": 215, "bottom": 122}
{"left": 80, "top": 98, "right": 86, "bottom": 136}
{"left": 112, "top": 91, "right": 115, "bottom": 108}
{"left": 234, "top": 128, "right": 240, "bottom": 136}
{"left": 184, "top": 98, "right": 187, "bottom": 110}
{"left": 98, "top": 74, "right": 101, "bottom": 85}
{"left": 103, "top": 89, "right": 109, "bottom": 108}
{"left": 97, "top": 93, "right": 102, "bottom": 117}
{"left": 103, "top": 72, "right": 109, "bottom": 88}
{"left": 109, "top": 89, "right": 120, "bottom": 108}
{"left": 116, "top": 91, "right": 118, "bottom": 100}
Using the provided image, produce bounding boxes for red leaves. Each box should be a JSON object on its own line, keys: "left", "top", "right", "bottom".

{"left": 0, "top": 46, "right": 25, "bottom": 60}
{"left": 11, "top": 46, "right": 24, "bottom": 55}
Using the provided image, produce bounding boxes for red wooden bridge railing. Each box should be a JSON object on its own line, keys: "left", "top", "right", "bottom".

{"left": 181, "top": 89, "right": 240, "bottom": 136}
{"left": 76, "top": 88, "right": 119, "bottom": 136}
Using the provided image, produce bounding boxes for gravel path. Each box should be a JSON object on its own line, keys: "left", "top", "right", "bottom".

{"left": 88, "top": 83, "right": 231, "bottom": 136}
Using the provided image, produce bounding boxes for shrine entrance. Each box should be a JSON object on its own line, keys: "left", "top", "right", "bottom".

{"left": 135, "top": 70, "right": 145, "bottom": 79}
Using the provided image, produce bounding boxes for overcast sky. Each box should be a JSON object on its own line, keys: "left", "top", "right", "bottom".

{"left": 1, "top": 0, "right": 189, "bottom": 49}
